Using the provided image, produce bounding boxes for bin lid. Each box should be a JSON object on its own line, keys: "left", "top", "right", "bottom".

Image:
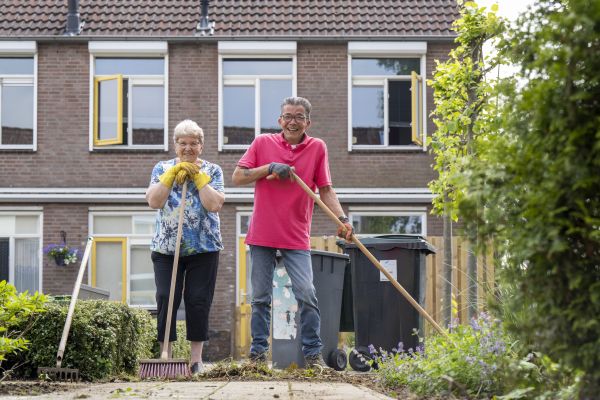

{"left": 310, "top": 249, "right": 350, "bottom": 259}
{"left": 338, "top": 234, "right": 436, "bottom": 254}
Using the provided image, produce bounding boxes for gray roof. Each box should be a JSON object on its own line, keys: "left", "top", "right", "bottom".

{"left": 0, "top": 0, "right": 458, "bottom": 38}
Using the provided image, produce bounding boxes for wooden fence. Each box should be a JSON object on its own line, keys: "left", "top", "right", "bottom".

{"left": 309, "top": 235, "right": 495, "bottom": 331}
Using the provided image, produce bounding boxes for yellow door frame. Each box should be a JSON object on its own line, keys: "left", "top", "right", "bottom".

{"left": 91, "top": 237, "right": 127, "bottom": 303}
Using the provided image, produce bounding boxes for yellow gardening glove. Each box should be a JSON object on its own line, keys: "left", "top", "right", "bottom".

{"left": 175, "top": 162, "right": 200, "bottom": 185}
{"left": 192, "top": 171, "right": 212, "bottom": 190}
{"left": 178, "top": 162, "right": 200, "bottom": 176}
{"left": 158, "top": 164, "right": 182, "bottom": 188}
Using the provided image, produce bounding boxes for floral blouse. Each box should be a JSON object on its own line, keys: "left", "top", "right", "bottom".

{"left": 150, "top": 159, "right": 224, "bottom": 256}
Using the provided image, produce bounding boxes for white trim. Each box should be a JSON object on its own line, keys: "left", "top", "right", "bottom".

{"left": 88, "top": 41, "right": 168, "bottom": 56}
{"left": 218, "top": 54, "right": 224, "bottom": 151}
{"left": 163, "top": 53, "right": 169, "bottom": 152}
{"left": 218, "top": 41, "right": 296, "bottom": 55}
{"left": 349, "top": 209, "right": 428, "bottom": 236}
{"left": 348, "top": 47, "right": 428, "bottom": 151}
{"left": 0, "top": 53, "right": 37, "bottom": 150}
{"left": 348, "top": 41, "right": 427, "bottom": 56}
{"left": 0, "top": 206, "right": 43, "bottom": 211}
{"left": 0, "top": 187, "right": 435, "bottom": 203}
{"left": 420, "top": 55, "right": 428, "bottom": 148}
{"left": 0, "top": 210, "right": 43, "bottom": 293}
{"left": 349, "top": 206, "right": 428, "bottom": 211}
{"left": 88, "top": 53, "right": 94, "bottom": 152}
{"left": 0, "top": 41, "right": 37, "bottom": 54}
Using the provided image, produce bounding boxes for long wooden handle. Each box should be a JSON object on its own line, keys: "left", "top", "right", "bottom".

{"left": 161, "top": 181, "right": 188, "bottom": 360}
{"left": 56, "top": 237, "right": 94, "bottom": 368}
{"left": 291, "top": 171, "right": 449, "bottom": 338}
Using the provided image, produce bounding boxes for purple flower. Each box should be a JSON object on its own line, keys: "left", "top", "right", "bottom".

{"left": 393, "top": 341, "right": 405, "bottom": 353}
{"left": 368, "top": 344, "right": 376, "bottom": 355}
{"left": 470, "top": 317, "right": 482, "bottom": 332}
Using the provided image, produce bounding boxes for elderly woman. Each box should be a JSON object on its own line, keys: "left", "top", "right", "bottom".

{"left": 146, "top": 119, "right": 225, "bottom": 374}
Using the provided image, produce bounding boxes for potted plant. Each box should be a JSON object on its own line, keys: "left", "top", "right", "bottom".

{"left": 43, "top": 243, "right": 80, "bottom": 266}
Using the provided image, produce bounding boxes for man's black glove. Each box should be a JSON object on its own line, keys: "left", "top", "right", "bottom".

{"left": 268, "top": 162, "right": 293, "bottom": 180}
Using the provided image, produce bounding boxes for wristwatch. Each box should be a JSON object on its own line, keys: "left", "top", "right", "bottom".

{"left": 338, "top": 216, "right": 349, "bottom": 224}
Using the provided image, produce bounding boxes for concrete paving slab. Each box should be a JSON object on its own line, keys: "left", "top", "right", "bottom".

{"left": 0, "top": 380, "right": 394, "bottom": 400}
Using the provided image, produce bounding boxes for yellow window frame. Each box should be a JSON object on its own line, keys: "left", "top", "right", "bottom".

{"left": 91, "top": 237, "right": 127, "bottom": 303}
{"left": 411, "top": 71, "right": 423, "bottom": 146}
{"left": 93, "top": 74, "right": 123, "bottom": 146}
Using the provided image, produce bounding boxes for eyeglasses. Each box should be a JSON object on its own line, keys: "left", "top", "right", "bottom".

{"left": 176, "top": 141, "right": 201, "bottom": 149}
{"left": 280, "top": 114, "right": 308, "bottom": 123}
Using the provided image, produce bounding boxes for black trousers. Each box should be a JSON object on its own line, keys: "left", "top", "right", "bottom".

{"left": 152, "top": 251, "right": 219, "bottom": 342}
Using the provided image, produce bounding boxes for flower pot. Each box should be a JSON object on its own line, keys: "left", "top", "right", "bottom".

{"left": 53, "top": 254, "right": 66, "bottom": 266}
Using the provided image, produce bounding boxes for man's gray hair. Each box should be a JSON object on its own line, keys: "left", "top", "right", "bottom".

{"left": 173, "top": 119, "right": 204, "bottom": 144}
{"left": 281, "top": 97, "right": 312, "bottom": 118}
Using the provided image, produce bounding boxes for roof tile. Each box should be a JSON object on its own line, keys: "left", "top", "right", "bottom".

{"left": 0, "top": 0, "right": 458, "bottom": 37}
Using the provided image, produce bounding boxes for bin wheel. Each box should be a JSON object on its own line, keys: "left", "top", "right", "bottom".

{"left": 348, "top": 346, "right": 372, "bottom": 372}
{"left": 328, "top": 348, "right": 348, "bottom": 371}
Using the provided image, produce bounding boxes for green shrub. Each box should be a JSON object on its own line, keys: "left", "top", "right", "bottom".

{"left": 0, "top": 281, "right": 47, "bottom": 366}
{"left": 372, "top": 313, "right": 516, "bottom": 398}
{"left": 373, "top": 312, "right": 580, "bottom": 398}
{"left": 8, "top": 299, "right": 154, "bottom": 381}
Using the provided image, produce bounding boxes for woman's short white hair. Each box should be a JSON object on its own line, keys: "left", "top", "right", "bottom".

{"left": 173, "top": 119, "right": 204, "bottom": 144}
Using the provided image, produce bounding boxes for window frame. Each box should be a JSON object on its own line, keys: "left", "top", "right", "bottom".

{"left": 218, "top": 42, "right": 297, "bottom": 151}
{"left": 0, "top": 42, "right": 37, "bottom": 151}
{"left": 0, "top": 209, "right": 43, "bottom": 293}
{"left": 88, "top": 42, "right": 169, "bottom": 151}
{"left": 89, "top": 210, "right": 156, "bottom": 307}
{"left": 348, "top": 208, "right": 427, "bottom": 237}
{"left": 347, "top": 42, "right": 427, "bottom": 152}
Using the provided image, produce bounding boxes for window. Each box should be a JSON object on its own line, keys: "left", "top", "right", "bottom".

{"left": 0, "top": 212, "right": 42, "bottom": 293}
{"left": 348, "top": 42, "right": 426, "bottom": 150}
{"left": 0, "top": 42, "right": 37, "bottom": 149}
{"left": 90, "top": 212, "right": 156, "bottom": 306}
{"left": 218, "top": 42, "right": 297, "bottom": 150}
{"left": 349, "top": 210, "right": 426, "bottom": 237}
{"left": 89, "top": 42, "right": 168, "bottom": 149}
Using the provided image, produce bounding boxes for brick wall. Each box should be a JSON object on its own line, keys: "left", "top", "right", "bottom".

{"left": 1, "top": 39, "right": 454, "bottom": 359}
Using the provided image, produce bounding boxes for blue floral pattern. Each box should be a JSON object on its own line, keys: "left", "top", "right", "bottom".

{"left": 150, "top": 159, "right": 224, "bottom": 256}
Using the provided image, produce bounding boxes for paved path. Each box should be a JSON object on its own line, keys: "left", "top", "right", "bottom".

{"left": 2, "top": 380, "right": 393, "bottom": 399}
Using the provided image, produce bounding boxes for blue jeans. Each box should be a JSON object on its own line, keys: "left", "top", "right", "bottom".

{"left": 249, "top": 245, "right": 322, "bottom": 357}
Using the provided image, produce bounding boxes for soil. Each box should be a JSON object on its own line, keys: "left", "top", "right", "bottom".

{"left": 0, "top": 381, "right": 86, "bottom": 396}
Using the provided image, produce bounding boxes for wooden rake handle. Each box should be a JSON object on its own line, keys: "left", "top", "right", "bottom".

{"left": 290, "top": 171, "right": 449, "bottom": 338}
{"left": 161, "top": 181, "right": 188, "bottom": 360}
{"left": 56, "top": 237, "right": 94, "bottom": 368}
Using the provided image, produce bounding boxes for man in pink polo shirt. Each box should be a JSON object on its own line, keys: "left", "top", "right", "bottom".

{"left": 232, "top": 96, "right": 352, "bottom": 369}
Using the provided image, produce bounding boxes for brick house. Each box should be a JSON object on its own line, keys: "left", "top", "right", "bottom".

{"left": 0, "top": 1, "right": 458, "bottom": 359}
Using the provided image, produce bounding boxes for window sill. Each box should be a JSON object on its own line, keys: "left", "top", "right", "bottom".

{"left": 0, "top": 147, "right": 35, "bottom": 153}
{"left": 91, "top": 147, "right": 167, "bottom": 153}
{"left": 350, "top": 146, "right": 427, "bottom": 153}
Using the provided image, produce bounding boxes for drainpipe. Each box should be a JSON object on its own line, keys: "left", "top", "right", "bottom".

{"left": 196, "top": 0, "right": 215, "bottom": 36}
{"left": 64, "top": 0, "right": 83, "bottom": 36}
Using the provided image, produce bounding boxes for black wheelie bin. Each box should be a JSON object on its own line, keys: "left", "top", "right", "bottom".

{"left": 340, "top": 235, "right": 435, "bottom": 371}
{"left": 271, "top": 249, "right": 349, "bottom": 370}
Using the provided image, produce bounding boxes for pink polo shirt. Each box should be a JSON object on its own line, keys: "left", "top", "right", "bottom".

{"left": 237, "top": 132, "right": 332, "bottom": 250}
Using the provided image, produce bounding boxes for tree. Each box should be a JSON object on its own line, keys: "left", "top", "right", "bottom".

{"left": 428, "top": 0, "right": 504, "bottom": 325}
{"left": 460, "top": 0, "right": 600, "bottom": 396}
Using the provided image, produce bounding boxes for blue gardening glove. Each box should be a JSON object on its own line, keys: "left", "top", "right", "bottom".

{"left": 268, "top": 162, "right": 293, "bottom": 180}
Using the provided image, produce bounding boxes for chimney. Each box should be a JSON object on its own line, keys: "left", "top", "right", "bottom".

{"left": 196, "top": 0, "right": 215, "bottom": 36}
{"left": 64, "top": 0, "right": 83, "bottom": 36}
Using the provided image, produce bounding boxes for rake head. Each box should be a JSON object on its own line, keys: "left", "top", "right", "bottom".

{"left": 37, "top": 366, "right": 80, "bottom": 381}
{"left": 139, "top": 359, "right": 190, "bottom": 379}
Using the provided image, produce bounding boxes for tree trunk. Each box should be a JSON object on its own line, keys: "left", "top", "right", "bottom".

{"left": 467, "top": 240, "right": 477, "bottom": 320}
{"left": 442, "top": 204, "right": 453, "bottom": 327}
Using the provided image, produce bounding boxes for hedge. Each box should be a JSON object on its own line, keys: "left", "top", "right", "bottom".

{"left": 7, "top": 299, "right": 155, "bottom": 381}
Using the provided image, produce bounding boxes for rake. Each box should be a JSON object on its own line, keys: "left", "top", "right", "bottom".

{"left": 139, "top": 181, "right": 190, "bottom": 379}
{"left": 37, "top": 236, "right": 94, "bottom": 381}
{"left": 289, "top": 171, "right": 449, "bottom": 339}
